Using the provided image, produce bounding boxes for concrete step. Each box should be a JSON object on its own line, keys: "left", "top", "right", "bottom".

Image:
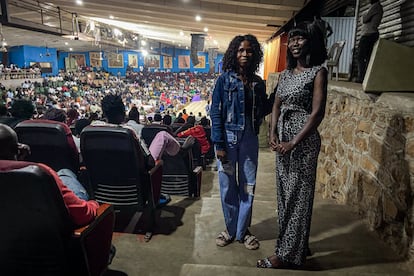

{"left": 179, "top": 263, "right": 409, "bottom": 276}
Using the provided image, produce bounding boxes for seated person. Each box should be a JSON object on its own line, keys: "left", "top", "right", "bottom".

{"left": 39, "top": 108, "right": 88, "bottom": 199}
{"left": 95, "top": 95, "right": 195, "bottom": 206}
{"left": 0, "top": 99, "right": 34, "bottom": 128}
{"left": 95, "top": 94, "right": 194, "bottom": 165}
{"left": 0, "top": 123, "right": 99, "bottom": 226}
{"left": 125, "top": 106, "right": 144, "bottom": 139}
{"left": 174, "top": 115, "right": 196, "bottom": 136}
{"left": 151, "top": 112, "right": 173, "bottom": 133}
{"left": 177, "top": 116, "right": 211, "bottom": 155}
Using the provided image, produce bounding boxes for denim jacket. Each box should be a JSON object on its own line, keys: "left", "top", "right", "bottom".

{"left": 210, "top": 71, "right": 273, "bottom": 151}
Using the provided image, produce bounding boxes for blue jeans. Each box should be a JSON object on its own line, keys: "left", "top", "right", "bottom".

{"left": 57, "top": 169, "right": 89, "bottom": 201}
{"left": 218, "top": 126, "right": 258, "bottom": 241}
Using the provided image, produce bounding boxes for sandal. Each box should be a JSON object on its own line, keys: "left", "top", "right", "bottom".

{"left": 257, "top": 255, "right": 302, "bottom": 269}
{"left": 216, "top": 230, "right": 233, "bottom": 247}
{"left": 256, "top": 255, "right": 287, "bottom": 269}
{"left": 243, "top": 232, "right": 260, "bottom": 250}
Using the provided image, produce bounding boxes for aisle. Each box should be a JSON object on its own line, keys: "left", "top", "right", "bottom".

{"left": 177, "top": 100, "right": 208, "bottom": 117}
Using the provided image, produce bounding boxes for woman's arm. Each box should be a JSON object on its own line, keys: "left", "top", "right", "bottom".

{"left": 277, "top": 67, "right": 328, "bottom": 154}
{"left": 269, "top": 95, "right": 281, "bottom": 151}
{"left": 210, "top": 75, "right": 226, "bottom": 156}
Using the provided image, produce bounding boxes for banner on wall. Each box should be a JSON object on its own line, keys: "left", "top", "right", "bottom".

{"left": 178, "top": 55, "right": 190, "bottom": 69}
{"left": 194, "top": 56, "right": 206, "bottom": 68}
{"left": 108, "top": 53, "right": 123, "bottom": 68}
{"left": 128, "top": 54, "right": 138, "bottom": 68}
{"left": 89, "top": 52, "right": 102, "bottom": 67}
{"left": 69, "top": 54, "right": 86, "bottom": 67}
{"left": 163, "top": 56, "right": 172, "bottom": 68}
{"left": 144, "top": 54, "right": 160, "bottom": 68}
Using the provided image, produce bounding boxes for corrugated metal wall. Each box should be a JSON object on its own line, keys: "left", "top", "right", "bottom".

{"left": 325, "top": 17, "right": 356, "bottom": 75}
{"left": 322, "top": 0, "right": 354, "bottom": 15}
{"left": 350, "top": 0, "right": 414, "bottom": 78}
{"left": 357, "top": 0, "right": 414, "bottom": 47}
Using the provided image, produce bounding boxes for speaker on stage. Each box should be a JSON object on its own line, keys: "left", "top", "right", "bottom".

{"left": 191, "top": 34, "right": 205, "bottom": 66}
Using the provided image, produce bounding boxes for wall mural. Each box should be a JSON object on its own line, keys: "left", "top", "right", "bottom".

{"left": 69, "top": 54, "right": 86, "bottom": 67}
{"left": 108, "top": 53, "right": 124, "bottom": 68}
{"left": 194, "top": 56, "right": 206, "bottom": 68}
{"left": 163, "top": 56, "right": 172, "bottom": 68}
{"left": 178, "top": 55, "right": 190, "bottom": 69}
{"left": 89, "top": 52, "right": 102, "bottom": 67}
{"left": 128, "top": 54, "right": 138, "bottom": 68}
{"left": 144, "top": 54, "right": 160, "bottom": 68}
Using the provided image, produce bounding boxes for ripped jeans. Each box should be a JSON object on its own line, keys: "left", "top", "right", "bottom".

{"left": 217, "top": 125, "right": 258, "bottom": 241}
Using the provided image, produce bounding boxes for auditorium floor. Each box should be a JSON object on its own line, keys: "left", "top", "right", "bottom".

{"left": 105, "top": 148, "right": 413, "bottom": 276}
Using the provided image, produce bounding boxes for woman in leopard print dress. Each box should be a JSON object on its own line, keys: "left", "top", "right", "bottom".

{"left": 257, "top": 21, "right": 328, "bottom": 269}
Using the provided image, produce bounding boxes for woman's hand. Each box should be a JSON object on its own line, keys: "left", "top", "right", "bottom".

{"left": 216, "top": 149, "right": 227, "bottom": 162}
{"left": 269, "top": 134, "right": 279, "bottom": 151}
{"left": 274, "top": 141, "right": 295, "bottom": 155}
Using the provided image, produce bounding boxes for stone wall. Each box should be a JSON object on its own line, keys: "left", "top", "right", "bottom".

{"left": 317, "top": 83, "right": 414, "bottom": 259}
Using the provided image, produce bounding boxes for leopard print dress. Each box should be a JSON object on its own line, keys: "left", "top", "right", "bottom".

{"left": 274, "top": 65, "right": 322, "bottom": 266}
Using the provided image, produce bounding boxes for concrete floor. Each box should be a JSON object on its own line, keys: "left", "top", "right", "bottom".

{"left": 105, "top": 148, "right": 413, "bottom": 276}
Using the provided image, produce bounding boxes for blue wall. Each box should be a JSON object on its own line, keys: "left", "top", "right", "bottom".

{"left": 4, "top": 45, "right": 223, "bottom": 76}
{"left": 8, "top": 45, "right": 58, "bottom": 76}
{"left": 57, "top": 48, "right": 221, "bottom": 75}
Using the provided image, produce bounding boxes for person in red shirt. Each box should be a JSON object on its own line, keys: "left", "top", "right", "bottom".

{"left": 177, "top": 116, "right": 210, "bottom": 154}
{"left": 0, "top": 123, "right": 99, "bottom": 226}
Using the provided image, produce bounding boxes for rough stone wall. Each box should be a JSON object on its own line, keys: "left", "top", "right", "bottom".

{"left": 317, "top": 84, "right": 414, "bottom": 259}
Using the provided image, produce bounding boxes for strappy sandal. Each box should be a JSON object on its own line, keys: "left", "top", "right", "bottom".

{"left": 257, "top": 255, "right": 302, "bottom": 270}
{"left": 243, "top": 232, "right": 260, "bottom": 250}
{"left": 256, "top": 255, "right": 284, "bottom": 269}
{"left": 216, "top": 230, "right": 233, "bottom": 247}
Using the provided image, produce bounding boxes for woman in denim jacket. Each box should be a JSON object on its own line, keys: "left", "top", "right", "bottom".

{"left": 211, "top": 34, "right": 273, "bottom": 250}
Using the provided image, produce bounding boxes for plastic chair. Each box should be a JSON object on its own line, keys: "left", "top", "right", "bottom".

{"left": 0, "top": 160, "right": 114, "bottom": 276}
{"left": 327, "top": 40, "right": 346, "bottom": 81}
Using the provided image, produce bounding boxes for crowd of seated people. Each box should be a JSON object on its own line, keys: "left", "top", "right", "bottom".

{"left": 1, "top": 69, "right": 215, "bottom": 124}
{"left": 0, "top": 63, "right": 41, "bottom": 80}
{"left": 0, "top": 68, "right": 216, "bottom": 271}
{"left": 0, "top": 68, "right": 214, "bottom": 206}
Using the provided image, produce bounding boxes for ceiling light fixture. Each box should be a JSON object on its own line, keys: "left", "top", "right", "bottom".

{"left": 195, "top": 15, "right": 202, "bottom": 21}
{"left": 75, "top": 0, "right": 83, "bottom": 5}
{"left": 203, "top": 27, "right": 208, "bottom": 32}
